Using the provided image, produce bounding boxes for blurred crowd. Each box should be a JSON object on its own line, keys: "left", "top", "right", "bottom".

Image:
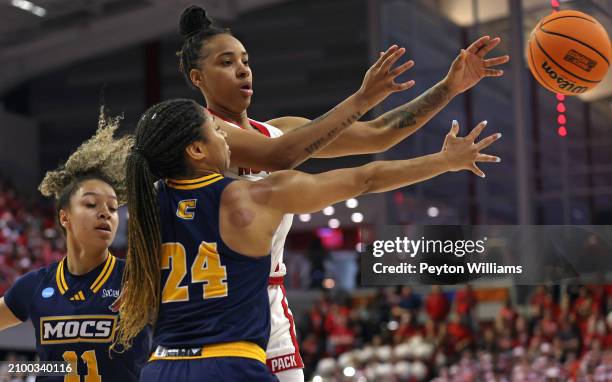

{"left": 1, "top": 174, "right": 611, "bottom": 382}
{"left": 0, "top": 177, "right": 64, "bottom": 296}
{"left": 300, "top": 285, "right": 612, "bottom": 382}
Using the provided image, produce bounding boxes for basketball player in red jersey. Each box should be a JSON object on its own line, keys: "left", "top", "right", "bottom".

{"left": 175, "top": 5, "right": 509, "bottom": 381}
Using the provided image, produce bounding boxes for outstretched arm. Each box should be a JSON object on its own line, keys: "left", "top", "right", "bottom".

{"left": 264, "top": 120, "right": 500, "bottom": 214}
{"left": 220, "top": 121, "right": 501, "bottom": 256}
{"left": 223, "top": 45, "right": 415, "bottom": 171}
{"left": 268, "top": 36, "right": 509, "bottom": 157}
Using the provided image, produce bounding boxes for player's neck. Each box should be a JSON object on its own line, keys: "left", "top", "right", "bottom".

{"left": 206, "top": 103, "right": 250, "bottom": 130}
{"left": 178, "top": 167, "right": 221, "bottom": 180}
{"left": 65, "top": 240, "right": 109, "bottom": 276}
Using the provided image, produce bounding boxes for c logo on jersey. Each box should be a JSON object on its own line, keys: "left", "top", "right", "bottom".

{"left": 40, "top": 315, "right": 117, "bottom": 344}
{"left": 176, "top": 199, "right": 197, "bottom": 220}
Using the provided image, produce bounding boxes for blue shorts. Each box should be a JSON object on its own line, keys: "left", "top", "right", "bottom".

{"left": 140, "top": 357, "right": 279, "bottom": 382}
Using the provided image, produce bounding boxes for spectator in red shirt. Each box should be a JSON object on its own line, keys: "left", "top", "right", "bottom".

{"left": 393, "top": 311, "right": 422, "bottom": 344}
{"left": 531, "top": 285, "right": 549, "bottom": 312}
{"left": 498, "top": 296, "right": 518, "bottom": 328}
{"left": 426, "top": 286, "right": 450, "bottom": 324}
{"left": 424, "top": 318, "right": 445, "bottom": 348}
{"left": 446, "top": 314, "right": 472, "bottom": 354}
{"left": 454, "top": 284, "right": 478, "bottom": 329}
{"left": 573, "top": 287, "right": 596, "bottom": 316}
{"left": 542, "top": 292, "right": 561, "bottom": 319}
{"left": 541, "top": 310, "right": 559, "bottom": 342}
{"left": 326, "top": 313, "right": 354, "bottom": 356}
{"left": 324, "top": 303, "right": 350, "bottom": 333}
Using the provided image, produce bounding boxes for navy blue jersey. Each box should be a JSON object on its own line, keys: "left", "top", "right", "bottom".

{"left": 4, "top": 255, "right": 150, "bottom": 381}
{"left": 154, "top": 174, "right": 271, "bottom": 352}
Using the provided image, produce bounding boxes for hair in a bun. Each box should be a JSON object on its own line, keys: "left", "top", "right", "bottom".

{"left": 176, "top": 5, "right": 232, "bottom": 90}
{"left": 179, "top": 5, "right": 212, "bottom": 38}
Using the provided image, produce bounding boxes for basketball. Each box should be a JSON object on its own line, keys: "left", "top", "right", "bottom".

{"left": 527, "top": 10, "right": 611, "bottom": 95}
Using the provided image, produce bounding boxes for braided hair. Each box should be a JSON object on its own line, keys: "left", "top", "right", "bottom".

{"left": 39, "top": 108, "right": 132, "bottom": 235}
{"left": 113, "top": 98, "right": 207, "bottom": 351}
{"left": 177, "top": 5, "right": 232, "bottom": 89}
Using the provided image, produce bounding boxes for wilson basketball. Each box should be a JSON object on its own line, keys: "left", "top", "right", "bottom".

{"left": 527, "top": 10, "right": 611, "bottom": 95}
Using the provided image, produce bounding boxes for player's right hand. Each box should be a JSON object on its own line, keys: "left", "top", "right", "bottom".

{"left": 356, "top": 45, "right": 415, "bottom": 109}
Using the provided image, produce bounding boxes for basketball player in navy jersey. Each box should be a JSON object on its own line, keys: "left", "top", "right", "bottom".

{"left": 175, "top": 6, "right": 509, "bottom": 381}
{"left": 0, "top": 114, "right": 150, "bottom": 381}
{"left": 113, "top": 98, "right": 501, "bottom": 381}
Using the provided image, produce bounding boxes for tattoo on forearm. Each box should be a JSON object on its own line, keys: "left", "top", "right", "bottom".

{"left": 341, "top": 112, "right": 362, "bottom": 127}
{"left": 394, "top": 111, "right": 416, "bottom": 129}
{"left": 312, "top": 107, "right": 337, "bottom": 123}
{"left": 304, "top": 110, "right": 362, "bottom": 154}
{"left": 382, "top": 83, "right": 451, "bottom": 130}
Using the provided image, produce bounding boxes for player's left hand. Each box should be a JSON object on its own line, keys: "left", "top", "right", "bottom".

{"left": 443, "top": 36, "right": 510, "bottom": 95}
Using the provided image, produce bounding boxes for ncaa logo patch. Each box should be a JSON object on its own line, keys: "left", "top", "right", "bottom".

{"left": 42, "top": 287, "right": 54, "bottom": 298}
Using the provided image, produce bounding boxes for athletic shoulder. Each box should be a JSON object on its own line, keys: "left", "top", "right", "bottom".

{"left": 12, "top": 266, "right": 50, "bottom": 288}
{"left": 264, "top": 116, "right": 311, "bottom": 133}
{"left": 3, "top": 266, "right": 49, "bottom": 321}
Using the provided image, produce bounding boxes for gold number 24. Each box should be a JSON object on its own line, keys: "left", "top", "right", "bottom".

{"left": 161, "top": 241, "right": 228, "bottom": 303}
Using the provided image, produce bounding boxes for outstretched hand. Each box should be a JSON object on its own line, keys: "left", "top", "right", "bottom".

{"left": 441, "top": 120, "right": 502, "bottom": 178}
{"left": 357, "top": 45, "right": 416, "bottom": 109}
{"left": 444, "top": 36, "right": 510, "bottom": 95}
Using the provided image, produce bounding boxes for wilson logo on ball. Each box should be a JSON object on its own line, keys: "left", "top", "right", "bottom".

{"left": 541, "top": 61, "right": 588, "bottom": 94}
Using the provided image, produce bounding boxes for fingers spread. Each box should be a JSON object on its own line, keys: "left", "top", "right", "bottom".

{"left": 373, "top": 45, "right": 398, "bottom": 70}
{"left": 470, "top": 164, "right": 485, "bottom": 178}
{"left": 380, "top": 47, "right": 406, "bottom": 73}
{"left": 393, "top": 80, "right": 415, "bottom": 92}
{"left": 485, "top": 69, "right": 504, "bottom": 77}
{"left": 476, "top": 154, "right": 501, "bottom": 162}
{"left": 476, "top": 132, "right": 502, "bottom": 150}
{"left": 484, "top": 55, "right": 510, "bottom": 68}
{"left": 390, "top": 59, "right": 415, "bottom": 77}
{"left": 466, "top": 36, "right": 490, "bottom": 54}
{"left": 449, "top": 119, "right": 460, "bottom": 137}
{"left": 467, "top": 120, "right": 488, "bottom": 141}
{"left": 477, "top": 36, "right": 501, "bottom": 57}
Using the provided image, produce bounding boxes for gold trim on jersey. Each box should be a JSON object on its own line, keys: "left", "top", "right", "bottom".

{"left": 91, "top": 255, "right": 116, "bottom": 293}
{"left": 148, "top": 341, "right": 266, "bottom": 364}
{"left": 56, "top": 258, "right": 69, "bottom": 294}
{"left": 55, "top": 254, "right": 116, "bottom": 299}
{"left": 166, "top": 174, "right": 223, "bottom": 190}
